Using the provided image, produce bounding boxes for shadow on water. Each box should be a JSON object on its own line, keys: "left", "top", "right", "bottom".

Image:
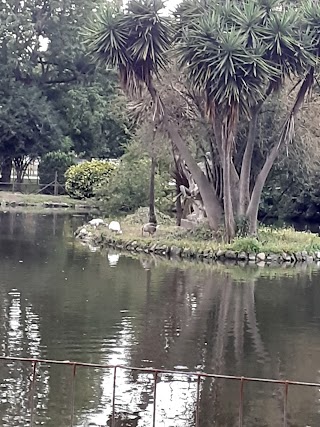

{"left": 0, "top": 213, "right": 320, "bottom": 426}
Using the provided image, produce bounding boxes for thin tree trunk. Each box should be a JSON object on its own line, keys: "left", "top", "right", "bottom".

{"left": 238, "top": 106, "right": 260, "bottom": 216}
{"left": 147, "top": 80, "right": 222, "bottom": 230}
{"left": 175, "top": 180, "right": 182, "bottom": 226}
{"left": 0, "top": 157, "right": 12, "bottom": 183}
{"left": 246, "top": 71, "right": 313, "bottom": 235}
{"left": 246, "top": 145, "right": 279, "bottom": 235}
{"left": 149, "top": 155, "right": 157, "bottom": 224}
{"left": 213, "top": 118, "right": 240, "bottom": 213}
{"left": 222, "top": 144, "right": 236, "bottom": 242}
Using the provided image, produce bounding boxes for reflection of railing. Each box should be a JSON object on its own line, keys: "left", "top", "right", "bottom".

{"left": 0, "top": 355, "right": 319, "bottom": 427}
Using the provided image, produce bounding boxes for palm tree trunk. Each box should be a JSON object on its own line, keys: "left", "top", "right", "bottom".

{"left": 223, "top": 145, "right": 236, "bottom": 242}
{"left": 238, "top": 106, "right": 260, "bottom": 216}
{"left": 221, "top": 111, "right": 237, "bottom": 242}
{"left": 213, "top": 118, "right": 240, "bottom": 213}
{"left": 246, "top": 144, "right": 279, "bottom": 235}
{"left": 149, "top": 155, "right": 157, "bottom": 224}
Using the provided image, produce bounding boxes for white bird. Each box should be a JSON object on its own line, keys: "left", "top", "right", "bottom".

{"left": 88, "top": 218, "right": 106, "bottom": 227}
{"left": 78, "top": 227, "right": 88, "bottom": 236}
{"left": 109, "top": 220, "right": 122, "bottom": 234}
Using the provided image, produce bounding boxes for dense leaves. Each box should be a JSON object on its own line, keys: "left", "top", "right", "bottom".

{"left": 65, "top": 160, "right": 115, "bottom": 199}
{"left": 98, "top": 147, "right": 171, "bottom": 215}
{"left": 0, "top": 83, "right": 61, "bottom": 182}
{"left": 0, "top": 0, "right": 131, "bottom": 182}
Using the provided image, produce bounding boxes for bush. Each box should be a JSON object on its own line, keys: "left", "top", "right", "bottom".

{"left": 98, "top": 156, "right": 172, "bottom": 215}
{"left": 229, "top": 237, "right": 262, "bottom": 253}
{"left": 65, "top": 160, "right": 115, "bottom": 199}
{"left": 38, "top": 151, "right": 76, "bottom": 191}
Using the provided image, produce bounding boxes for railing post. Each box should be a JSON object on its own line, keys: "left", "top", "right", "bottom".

{"left": 153, "top": 371, "right": 158, "bottom": 427}
{"left": 70, "top": 363, "right": 77, "bottom": 427}
{"left": 195, "top": 374, "right": 201, "bottom": 427}
{"left": 29, "top": 361, "right": 38, "bottom": 427}
{"left": 238, "top": 377, "right": 244, "bottom": 427}
{"left": 283, "top": 381, "right": 289, "bottom": 427}
{"left": 111, "top": 366, "right": 117, "bottom": 427}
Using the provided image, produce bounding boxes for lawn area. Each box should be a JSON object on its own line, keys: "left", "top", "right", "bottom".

{"left": 0, "top": 191, "right": 97, "bottom": 207}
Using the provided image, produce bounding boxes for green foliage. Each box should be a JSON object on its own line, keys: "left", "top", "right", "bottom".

{"left": 56, "top": 79, "right": 132, "bottom": 159}
{"left": 235, "top": 216, "right": 250, "bottom": 238}
{"left": 98, "top": 153, "right": 171, "bottom": 215}
{"left": 65, "top": 160, "right": 115, "bottom": 199}
{"left": 227, "top": 226, "right": 320, "bottom": 254}
{"left": 0, "top": 82, "right": 61, "bottom": 181}
{"left": 38, "top": 151, "right": 76, "bottom": 186}
{"left": 0, "top": 0, "right": 130, "bottom": 177}
{"left": 230, "top": 237, "right": 262, "bottom": 253}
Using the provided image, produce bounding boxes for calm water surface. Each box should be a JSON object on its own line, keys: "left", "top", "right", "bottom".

{"left": 1, "top": 212, "right": 320, "bottom": 426}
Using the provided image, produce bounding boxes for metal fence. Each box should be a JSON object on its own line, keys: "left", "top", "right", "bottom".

{"left": 0, "top": 355, "right": 320, "bottom": 427}
{"left": 0, "top": 174, "right": 65, "bottom": 195}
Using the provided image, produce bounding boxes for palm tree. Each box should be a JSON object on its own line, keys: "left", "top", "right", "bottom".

{"left": 86, "top": 0, "right": 171, "bottom": 224}
{"left": 86, "top": 0, "right": 223, "bottom": 231}
{"left": 178, "top": 4, "right": 279, "bottom": 241}
{"left": 177, "top": 0, "right": 317, "bottom": 239}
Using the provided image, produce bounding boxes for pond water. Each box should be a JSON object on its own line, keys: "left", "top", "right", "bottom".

{"left": 1, "top": 212, "right": 320, "bottom": 426}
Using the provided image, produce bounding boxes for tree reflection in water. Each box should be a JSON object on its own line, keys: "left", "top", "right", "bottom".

{"left": 123, "top": 258, "right": 285, "bottom": 427}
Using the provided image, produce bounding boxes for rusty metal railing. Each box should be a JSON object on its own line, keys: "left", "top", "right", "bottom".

{"left": 0, "top": 355, "right": 319, "bottom": 426}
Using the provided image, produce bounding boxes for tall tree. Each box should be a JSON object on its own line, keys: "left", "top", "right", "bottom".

{"left": 0, "top": 83, "right": 61, "bottom": 183}
{"left": 0, "top": 0, "right": 131, "bottom": 183}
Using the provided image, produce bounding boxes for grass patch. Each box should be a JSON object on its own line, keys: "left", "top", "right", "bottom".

{"left": 93, "top": 220, "right": 320, "bottom": 255}
{"left": 0, "top": 191, "right": 97, "bottom": 207}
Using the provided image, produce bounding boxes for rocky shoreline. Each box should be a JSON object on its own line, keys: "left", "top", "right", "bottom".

{"left": 76, "top": 225, "right": 320, "bottom": 266}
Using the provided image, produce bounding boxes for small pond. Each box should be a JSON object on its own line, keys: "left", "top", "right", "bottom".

{"left": 0, "top": 212, "right": 320, "bottom": 426}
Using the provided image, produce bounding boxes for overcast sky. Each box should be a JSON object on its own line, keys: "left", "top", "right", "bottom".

{"left": 164, "top": 0, "right": 181, "bottom": 14}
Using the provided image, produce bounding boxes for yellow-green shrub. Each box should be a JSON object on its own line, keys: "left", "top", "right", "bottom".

{"left": 65, "top": 160, "right": 115, "bottom": 199}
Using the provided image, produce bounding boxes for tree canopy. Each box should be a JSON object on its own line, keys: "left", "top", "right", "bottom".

{"left": 0, "top": 0, "right": 132, "bottom": 182}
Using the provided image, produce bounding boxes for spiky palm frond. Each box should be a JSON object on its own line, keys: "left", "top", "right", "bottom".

{"left": 256, "top": 0, "right": 281, "bottom": 17}
{"left": 126, "top": 1, "right": 172, "bottom": 85}
{"left": 179, "top": 18, "right": 279, "bottom": 119}
{"left": 174, "top": 0, "right": 207, "bottom": 40}
{"left": 301, "top": 0, "right": 320, "bottom": 57}
{"left": 86, "top": 0, "right": 172, "bottom": 95}
{"left": 231, "top": 1, "right": 267, "bottom": 48}
{"left": 263, "top": 10, "right": 314, "bottom": 84}
{"left": 86, "top": 7, "right": 129, "bottom": 69}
